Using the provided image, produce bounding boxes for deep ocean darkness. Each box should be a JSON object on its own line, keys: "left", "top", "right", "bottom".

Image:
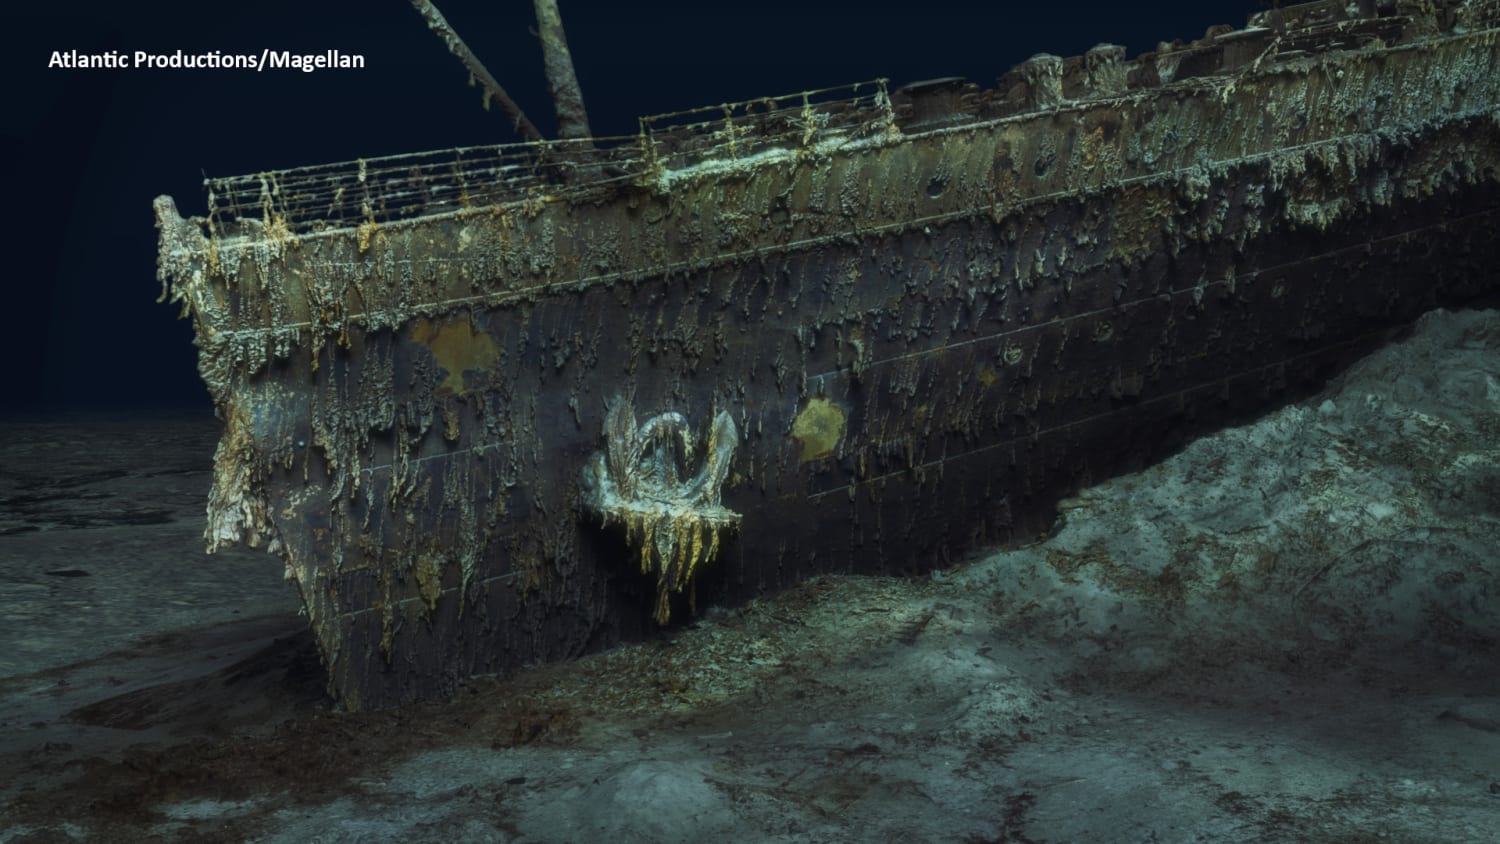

{"left": 3, "top": 0, "right": 1263, "bottom": 413}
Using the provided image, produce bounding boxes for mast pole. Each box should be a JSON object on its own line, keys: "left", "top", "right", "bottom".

{"left": 533, "top": 0, "right": 594, "bottom": 141}
{"left": 407, "top": 0, "right": 546, "bottom": 143}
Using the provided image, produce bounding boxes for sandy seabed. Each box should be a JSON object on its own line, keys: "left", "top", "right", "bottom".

{"left": 3, "top": 308, "right": 1499, "bottom": 843}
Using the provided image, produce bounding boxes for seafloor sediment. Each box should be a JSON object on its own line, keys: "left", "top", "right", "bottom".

{"left": 2, "top": 307, "right": 1498, "bottom": 842}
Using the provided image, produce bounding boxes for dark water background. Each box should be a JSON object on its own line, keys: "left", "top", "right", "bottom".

{"left": 3, "top": 0, "right": 1263, "bottom": 413}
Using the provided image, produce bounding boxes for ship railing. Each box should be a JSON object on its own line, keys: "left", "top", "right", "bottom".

{"left": 202, "top": 80, "right": 894, "bottom": 235}
{"left": 634, "top": 79, "right": 894, "bottom": 183}
{"left": 203, "top": 135, "right": 655, "bottom": 236}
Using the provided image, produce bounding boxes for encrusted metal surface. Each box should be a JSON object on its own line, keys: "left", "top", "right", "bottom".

{"left": 581, "top": 399, "right": 739, "bottom": 624}
{"left": 156, "top": 0, "right": 1500, "bottom": 709}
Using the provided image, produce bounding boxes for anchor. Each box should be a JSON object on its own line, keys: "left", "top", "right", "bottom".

{"left": 581, "top": 397, "right": 740, "bottom": 623}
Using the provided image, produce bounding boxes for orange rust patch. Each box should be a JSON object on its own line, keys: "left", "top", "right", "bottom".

{"left": 412, "top": 317, "right": 500, "bottom": 398}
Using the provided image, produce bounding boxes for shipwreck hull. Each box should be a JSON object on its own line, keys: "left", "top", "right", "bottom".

{"left": 157, "top": 1, "right": 1500, "bottom": 709}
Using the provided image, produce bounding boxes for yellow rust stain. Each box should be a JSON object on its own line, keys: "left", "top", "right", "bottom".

{"left": 1109, "top": 185, "right": 1174, "bottom": 264}
{"left": 356, "top": 220, "right": 379, "bottom": 253}
{"left": 412, "top": 317, "right": 499, "bottom": 398}
{"left": 791, "top": 397, "right": 846, "bottom": 462}
{"left": 415, "top": 553, "right": 444, "bottom": 613}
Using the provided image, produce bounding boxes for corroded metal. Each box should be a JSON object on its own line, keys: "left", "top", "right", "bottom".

{"left": 156, "top": 0, "right": 1500, "bottom": 709}
{"left": 581, "top": 400, "right": 739, "bottom": 624}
